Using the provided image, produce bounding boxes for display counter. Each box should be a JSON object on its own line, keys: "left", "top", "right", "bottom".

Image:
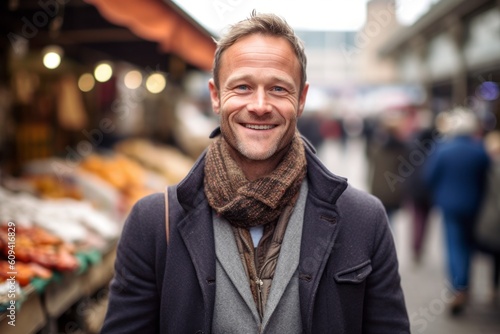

{"left": 0, "top": 244, "right": 116, "bottom": 334}
{"left": 0, "top": 286, "right": 45, "bottom": 334}
{"left": 0, "top": 144, "right": 194, "bottom": 333}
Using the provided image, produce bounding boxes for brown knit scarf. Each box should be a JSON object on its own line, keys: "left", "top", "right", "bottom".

{"left": 204, "top": 132, "right": 307, "bottom": 228}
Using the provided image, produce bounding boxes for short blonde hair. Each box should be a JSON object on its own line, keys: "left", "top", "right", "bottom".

{"left": 212, "top": 11, "right": 307, "bottom": 92}
{"left": 447, "top": 107, "right": 479, "bottom": 136}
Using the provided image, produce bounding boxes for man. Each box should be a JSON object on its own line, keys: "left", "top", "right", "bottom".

{"left": 425, "top": 109, "right": 490, "bottom": 315}
{"left": 101, "top": 12, "right": 409, "bottom": 333}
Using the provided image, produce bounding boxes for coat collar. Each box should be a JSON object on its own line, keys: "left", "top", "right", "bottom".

{"left": 176, "top": 149, "right": 208, "bottom": 211}
{"left": 302, "top": 136, "right": 348, "bottom": 203}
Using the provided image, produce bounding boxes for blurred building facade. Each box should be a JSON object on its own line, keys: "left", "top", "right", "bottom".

{"left": 295, "top": 0, "right": 426, "bottom": 122}
{"left": 299, "top": 0, "right": 400, "bottom": 88}
{"left": 381, "top": 0, "right": 500, "bottom": 129}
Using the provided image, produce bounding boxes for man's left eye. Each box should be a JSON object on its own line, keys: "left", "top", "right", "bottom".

{"left": 272, "top": 86, "right": 285, "bottom": 92}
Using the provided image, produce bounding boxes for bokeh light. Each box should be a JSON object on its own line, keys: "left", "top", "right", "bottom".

{"left": 477, "top": 81, "right": 499, "bottom": 101}
{"left": 42, "top": 45, "right": 63, "bottom": 69}
{"left": 78, "top": 73, "right": 95, "bottom": 92}
{"left": 94, "top": 62, "right": 113, "bottom": 83}
{"left": 124, "top": 70, "right": 143, "bottom": 89}
{"left": 145, "top": 72, "right": 166, "bottom": 94}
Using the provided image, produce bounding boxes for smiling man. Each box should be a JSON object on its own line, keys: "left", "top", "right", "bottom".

{"left": 101, "top": 11, "right": 409, "bottom": 334}
{"left": 209, "top": 33, "right": 308, "bottom": 176}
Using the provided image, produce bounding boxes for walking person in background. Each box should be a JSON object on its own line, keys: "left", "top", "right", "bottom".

{"left": 101, "top": 11, "right": 409, "bottom": 333}
{"left": 404, "top": 110, "right": 435, "bottom": 263}
{"left": 425, "top": 108, "right": 490, "bottom": 315}
{"left": 368, "top": 112, "right": 408, "bottom": 223}
{"left": 474, "top": 130, "right": 500, "bottom": 303}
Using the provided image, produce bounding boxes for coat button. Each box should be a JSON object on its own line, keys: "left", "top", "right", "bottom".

{"left": 195, "top": 331, "right": 204, "bottom": 334}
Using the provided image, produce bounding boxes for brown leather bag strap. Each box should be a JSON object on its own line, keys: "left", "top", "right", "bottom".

{"left": 164, "top": 187, "right": 170, "bottom": 245}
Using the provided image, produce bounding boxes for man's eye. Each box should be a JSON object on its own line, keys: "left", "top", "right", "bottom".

{"left": 236, "top": 85, "right": 249, "bottom": 91}
{"left": 272, "top": 86, "right": 286, "bottom": 92}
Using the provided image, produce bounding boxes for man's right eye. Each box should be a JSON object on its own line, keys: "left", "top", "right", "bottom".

{"left": 236, "top": 85, "right": 249, "bottom": 91}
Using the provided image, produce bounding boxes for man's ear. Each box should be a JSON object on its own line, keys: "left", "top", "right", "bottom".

{"left": 208, "top": 79, "right": 220, "bottom": 114}
{"left": 297, "top": 82, "right": 309, "bottom": 117}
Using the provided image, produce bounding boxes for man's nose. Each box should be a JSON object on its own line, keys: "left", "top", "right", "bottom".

{"left": 247, "top": 88, "right": 272, "bottom": 115}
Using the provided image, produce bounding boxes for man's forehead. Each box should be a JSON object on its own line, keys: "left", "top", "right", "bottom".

{"left": 221, "top": 34, "right": 298, "bottom": 66}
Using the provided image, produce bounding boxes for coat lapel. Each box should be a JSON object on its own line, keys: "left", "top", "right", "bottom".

{"left": 175, "top": 151, "right": 217, "bottom": 310}
{"left": 299, "top": 195, "right": 341, "bottom": 332}
{"left": 298, "top": 144, "right": 348, "bottom": 333}
{"left": 175, "top": 191, "right": 216, "bottom": 331}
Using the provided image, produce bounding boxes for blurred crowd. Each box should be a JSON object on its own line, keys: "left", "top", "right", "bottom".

{"left": 298, "top": 102, "right": 500, "bottom": 318}
{"left": 362, "top": 105, "right": 500, "bottom": 316}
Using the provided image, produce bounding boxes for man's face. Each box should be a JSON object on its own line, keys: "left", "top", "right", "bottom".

{"left": 209, "top": 34, "right": 309, "bottom": 164}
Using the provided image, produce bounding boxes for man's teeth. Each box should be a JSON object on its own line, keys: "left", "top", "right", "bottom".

{"left": 245, "top": 124, "right": 274, "bottom": 130}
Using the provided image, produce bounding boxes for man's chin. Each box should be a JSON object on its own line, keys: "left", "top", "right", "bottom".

{"left": 241, "top": 152, "right": 274, "bottom": 161}
{"left": 238, "top": 146, "right": 277, "bottom": 161}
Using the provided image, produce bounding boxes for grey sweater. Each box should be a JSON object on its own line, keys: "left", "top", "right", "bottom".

{"left": 212, "top": 181, "right": 308, "bottom": 333}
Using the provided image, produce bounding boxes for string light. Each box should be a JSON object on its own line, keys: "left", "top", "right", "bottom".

{"left": 78, "top": 73, "right": 95, "bottom": 92}
{"left": 124, "top": 70, "right": 143, "bottom": 89}
{"left": 94, "top": 62, "right": 113, "bottom": 82}
{"left": 42, "top": 45, "right": 63, "bottom": 69}
{"left": 146, "top": 72, "right": 166, "bottom": 94}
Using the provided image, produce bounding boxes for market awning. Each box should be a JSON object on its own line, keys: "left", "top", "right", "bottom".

{"left": 1, "top": 0, "right": 216, "bottom": 71}
{"left": 86, "top": 0, "right": 216, "bottom": 71}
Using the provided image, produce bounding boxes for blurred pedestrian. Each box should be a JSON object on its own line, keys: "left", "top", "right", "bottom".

{"left": 368, "top": 112, "right": 408, "bottom": 222}
{"left": 475, "top": 130, "right": 500, "bottom": 302}
{"left": 404, "top": 110, "right": 435, "bottom": 263}
{"left": 425, "top": 109, "right": 490, "bottom": 315}
{"left": 297, "top": 112, "right": 324, "bottom": 149}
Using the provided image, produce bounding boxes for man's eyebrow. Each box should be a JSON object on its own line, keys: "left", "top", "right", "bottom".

{"left": 225, "top": 73, "right": 252, "bottom": 85}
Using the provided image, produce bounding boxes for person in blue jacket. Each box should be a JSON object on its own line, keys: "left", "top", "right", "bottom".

{"left": 101, "top": 11, "right": 409, "bottom": 333}
{"left": 425, "top": 109, "right": 490, "bottom": 315}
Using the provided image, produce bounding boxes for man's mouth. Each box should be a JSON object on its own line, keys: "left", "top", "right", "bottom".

{"left": 244, "top": 124, "right": 276, "bottom": 130}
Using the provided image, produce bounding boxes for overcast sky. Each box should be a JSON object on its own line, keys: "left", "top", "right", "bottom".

{"left": 173, "top": 0, "right": 439, "bottom": 36}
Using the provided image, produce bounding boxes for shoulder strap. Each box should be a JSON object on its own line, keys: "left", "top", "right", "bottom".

{"left": 164, "top": 187, "right": 170, "bottom": 245}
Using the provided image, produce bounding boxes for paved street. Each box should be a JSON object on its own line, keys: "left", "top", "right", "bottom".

{"left": 317, "top": 138, "right": 500, "bottom": 334}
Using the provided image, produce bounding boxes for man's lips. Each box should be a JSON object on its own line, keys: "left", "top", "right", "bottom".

{"left": 244, "top": 124, "right": 276, "bottom": 130}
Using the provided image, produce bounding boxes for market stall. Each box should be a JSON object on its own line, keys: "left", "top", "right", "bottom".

{"left": 0, "top": 144, "right": 194, "bottom": 333}
{"left": 0, "top": 0, "right": 213, "bottom": 331}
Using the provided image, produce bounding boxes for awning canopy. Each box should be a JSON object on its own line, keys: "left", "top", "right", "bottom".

{"left": 86, "top": 0, "right": 216, "bottom": 71}
{"left": 1, "top": 0, "right": 215, "bottom": 72}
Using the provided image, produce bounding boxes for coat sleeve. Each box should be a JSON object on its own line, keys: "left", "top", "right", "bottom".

{"left": 100, "top": 194, "right": 164, "bottom": 333}
{"left": 362, "top": 203, "right": 410, "bottom": 333}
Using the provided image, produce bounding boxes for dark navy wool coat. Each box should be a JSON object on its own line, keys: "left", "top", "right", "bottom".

{"left": 101, "top": 140, "right": 409, "bottom": 334}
